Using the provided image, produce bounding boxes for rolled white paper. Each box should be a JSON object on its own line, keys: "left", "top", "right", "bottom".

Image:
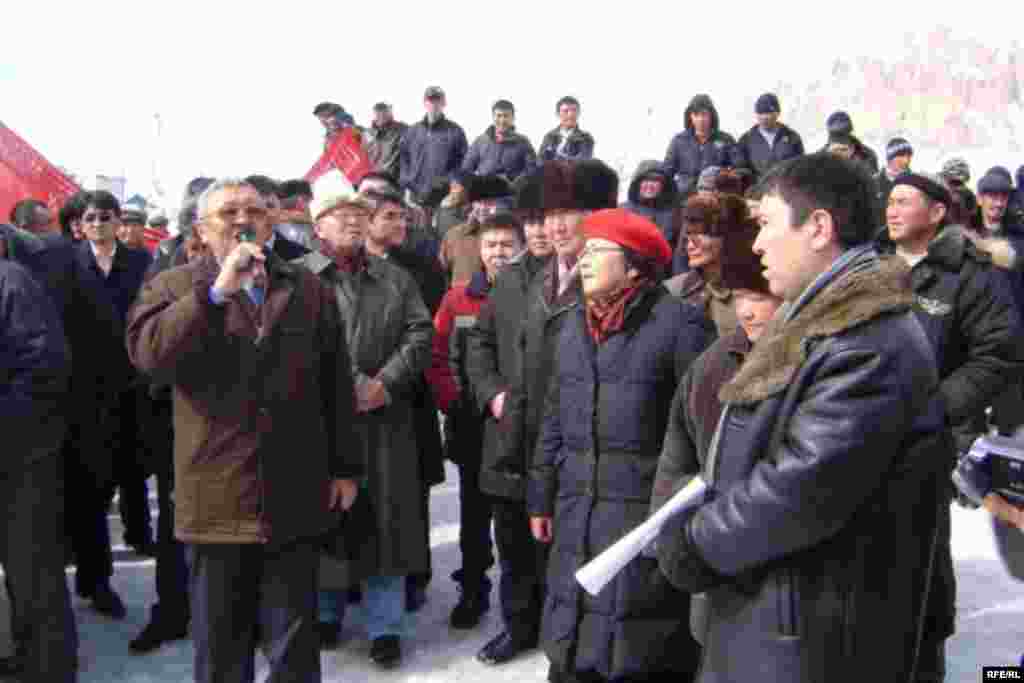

{"left": 575, "top": 476, "right": 708, "bottom": 596}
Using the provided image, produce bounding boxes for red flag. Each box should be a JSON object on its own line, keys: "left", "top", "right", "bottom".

{"left": 143, "top": 225, "right": 170, "bottom": 253}
{"left": 0, "top": 122, "right": 80, "bottom": 225}
{"left": 305, "top": 128, "right": 373, "bottom": 186}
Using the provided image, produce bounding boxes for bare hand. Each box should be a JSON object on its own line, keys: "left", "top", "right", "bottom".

{"left": 530, "top": 516, "right": 554, "bottom": 544}
{"left": 213, "top": 243, "right": 266, "bottom": 296}
{"left": 329, "top": 479, "right": 358, "bottom": 511}
{"left": 490, "top": 392, "right": 507, "bottom": 421}
{"left": 983, "top": 493, "right": 1024, "bottom": 530}
{"left": 356, "top": 378, "right": 389, "bottom": 413}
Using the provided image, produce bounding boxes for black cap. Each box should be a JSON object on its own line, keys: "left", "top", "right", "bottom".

{"left": 372, "top": 102, "right": 391, "bottom": 112}
{"left": 424, "top": 86, "right": 445, "bottom": 100}
{"left": 755, "top": 93, "right": 780, "bottom": 114}
{"left": 892, "top": 172, "right": 952, "bottom": 207}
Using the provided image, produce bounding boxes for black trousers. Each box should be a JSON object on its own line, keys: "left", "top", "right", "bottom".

{"left": 189, "top": 540, "right": 319, "bottom": 683}
{"left": 144, "top": 396, "right": 189, "bottom": 623}
{"left": 111, "top": 387, "right": 152, "bottom": 546}
{"left": 0, "top": 456, "right": 78, "bottom": 682}
{"left": 64, "top": 439, "right": 113, "bottom": 596}
{"left": 492, "top": 498, "right": 548, "bottom": 644}
{"left": 456, "top": 457, "right": 494, "bottom": 584}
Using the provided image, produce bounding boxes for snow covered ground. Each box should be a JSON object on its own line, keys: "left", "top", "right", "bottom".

{"left": 1, "top": 463, "right": 1022, "bottom": 682}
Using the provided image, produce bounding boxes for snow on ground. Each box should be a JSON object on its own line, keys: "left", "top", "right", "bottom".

{"left": 0, "top": 463, "right": 1022, "bottom": 682}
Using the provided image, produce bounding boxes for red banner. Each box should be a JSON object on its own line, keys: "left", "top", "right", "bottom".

{"left": 304, "top": 128, "right": 372, "bottom": 186}
{"left": 0, "top": 122, "right": 80, "bottom": 225}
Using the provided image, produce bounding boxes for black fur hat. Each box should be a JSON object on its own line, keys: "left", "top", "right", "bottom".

{"left": 465, "top": 175, "right": 514, "bottom": 203}
{"left": 539, "top": 159, "right": 619, "bottom": 211}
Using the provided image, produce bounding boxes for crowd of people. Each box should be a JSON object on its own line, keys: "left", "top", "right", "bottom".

{"left": 4, "top": 86, "right": 1024, "bottom": 683}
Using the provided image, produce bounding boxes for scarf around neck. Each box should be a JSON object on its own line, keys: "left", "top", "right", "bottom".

{"left": 585, "top": 280, "right": 648, "bottom": 345}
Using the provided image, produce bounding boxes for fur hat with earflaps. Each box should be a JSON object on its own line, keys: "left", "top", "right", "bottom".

{"left": 538, "top": 160, "right": 619, "bottom": 211}
{"left": 719, "top": 211, "right": 771, "bottom": 295}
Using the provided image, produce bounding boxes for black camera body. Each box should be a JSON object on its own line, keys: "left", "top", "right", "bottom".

{"left": 977, "top": 435, "right": 1024, "bottom": 507}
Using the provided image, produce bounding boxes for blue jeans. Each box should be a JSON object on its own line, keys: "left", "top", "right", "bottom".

{"left": 319, "top": 574, "right": 406, "bottom": 640}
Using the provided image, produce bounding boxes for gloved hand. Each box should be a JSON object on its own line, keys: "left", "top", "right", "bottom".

{"left": 952, "top": 438, "right": 993, "bottom": 507}
{"left": 656, "top": 512, "right": 726, "bottom": 594}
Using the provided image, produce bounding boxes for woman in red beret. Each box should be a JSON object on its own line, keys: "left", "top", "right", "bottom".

{"left": 527, "top": 208, "right": 714, "bottom": 683}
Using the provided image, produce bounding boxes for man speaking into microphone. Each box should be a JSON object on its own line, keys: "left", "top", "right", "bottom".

{"left": 127, "top": 178, "right": 362, "bottom": 683}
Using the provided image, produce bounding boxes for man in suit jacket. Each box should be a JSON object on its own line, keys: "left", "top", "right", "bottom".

{"left": 68, "top": 191, "right": 153, "bottom": 620}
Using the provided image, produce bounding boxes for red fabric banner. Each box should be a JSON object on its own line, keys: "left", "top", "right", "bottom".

{"left": 304, "top": 128, "right": 372, "bottom": 186}
{"left": 0, "top": 122, "right": 80, "bottom": 225}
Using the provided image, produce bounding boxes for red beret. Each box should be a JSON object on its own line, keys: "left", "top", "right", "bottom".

{"left": 581, "top": 208, "right": 672, "bottom": 266}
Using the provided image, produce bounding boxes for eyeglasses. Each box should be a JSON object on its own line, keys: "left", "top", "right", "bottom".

{"left": 202, "top": 206, "right": 270, "bottom": 222}
{"left": 580, "top": 244, "right": 623, "bottom": 258}
{"left": 81, "top": 211, "right": 117, "bottom": 224}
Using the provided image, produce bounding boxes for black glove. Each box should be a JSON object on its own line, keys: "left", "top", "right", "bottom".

{"left": 656, "top": 512, "right": 726, "bottom": 594}
{"left": 952, "top": 439, "right": 993, "bottom": 507}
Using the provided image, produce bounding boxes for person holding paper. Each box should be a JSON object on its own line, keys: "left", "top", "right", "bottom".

{"left": 527, "top": 208, "right": 713, "bottom": 683}
{"left": 653, "top": 154, "right": 948, "bottom": 683}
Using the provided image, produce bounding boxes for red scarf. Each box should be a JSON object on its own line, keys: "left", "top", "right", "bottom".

{"left": 332, "top": 247, "right": 366, "bottom": 274}
{"left": 585, "top": 281, "right": 648, "bottom": 345}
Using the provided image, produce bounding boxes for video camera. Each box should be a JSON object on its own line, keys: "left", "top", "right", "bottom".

{"left": 953, "top": 434, "right": 1024, "bottom": 507}
{"left": 954, "top": 434, "right": 1024, "bottom": 581}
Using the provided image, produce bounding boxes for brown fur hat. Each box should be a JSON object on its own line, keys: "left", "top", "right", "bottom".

{"left": 538, "top": 159, "right": 619, "bottom": 211}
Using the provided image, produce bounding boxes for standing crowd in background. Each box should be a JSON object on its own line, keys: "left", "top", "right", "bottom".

{"left": 4, "top": 84, "right": 1024, "bottom": 683}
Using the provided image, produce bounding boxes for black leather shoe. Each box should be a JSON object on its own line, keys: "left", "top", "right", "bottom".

{"left": 0, "top": 647, "right": 25, "bottom": 676}
{"left": 316, "top": 621, "right": 341, "bottom": 650}
{"left": 450, "top": 586, "right": 490, "bottom": 629}
{"left": 476, "top": 631, "right": 535, "bottom": 665}
{"left": 370, "top": 635, "right": 401, "bottom": 668}
{"left": 129, "top": 610, "right": 188, "bottom": 654}
{"left": 91, "top": 583, "right": 127, "bottom": 619}
{"left": 404, "top": 583, "right": 426, "bottom": 613}
{"left": 347, "top": 586, "right": 363, "bottom": 604}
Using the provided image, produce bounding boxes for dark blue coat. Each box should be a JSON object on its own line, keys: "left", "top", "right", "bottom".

{"left": 0, "top": 259, "right": 70, "bottom": 470}
{"left": 528, "top": 285, "right": 713, "bottom": 680}
{"left": 663, "top": 130, "right": 743, "bottom": 195}
{"left": 399, "top": 115, "right": 469, "bottom": 201}
{"left": 461, "top": 126, "right": 537, "bottom": 181}
{"left": 736, "top": 123, "right": 804, "bottom": 180}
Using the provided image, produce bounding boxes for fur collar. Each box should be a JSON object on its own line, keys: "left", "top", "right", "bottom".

{"left": 719, "top": 255, "right": 912, "bottom": 405}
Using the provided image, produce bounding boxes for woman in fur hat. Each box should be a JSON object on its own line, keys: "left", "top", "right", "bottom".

{"left": 649, "top": 215, "right": 782, "bottom": 654}
{"left": 664, "top": 193, "right": 755, "bottom": 336}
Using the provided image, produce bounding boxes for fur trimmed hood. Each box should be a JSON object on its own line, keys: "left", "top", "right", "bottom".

{"left": 720, "top": 254, "right": 913, "bottom": 405}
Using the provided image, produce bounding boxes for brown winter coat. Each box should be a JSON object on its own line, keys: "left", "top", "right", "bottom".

{"left": 126, "top": 252, "right": 362, "bottom": 547}
{"left": 297, "top": 250, "right": 434, "bottom": 579}
{"left": 663, "top": 269, "right": 737, "bottom": 337}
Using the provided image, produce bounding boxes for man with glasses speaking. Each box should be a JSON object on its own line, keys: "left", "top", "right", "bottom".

{"left": 127, "top": 178, "right": 363, "bottom": 683}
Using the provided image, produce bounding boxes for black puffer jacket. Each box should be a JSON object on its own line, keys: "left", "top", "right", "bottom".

{"left": 528, "top": 285, "right": 712, "bottom": 680}
{"left": 538, "top": 127, "right": 595, "bottom": 162}
{"left": 461, "top": 126, "right": 537, "bottom": 181}
{"left": 399, "top": 115, "right": 469, "bottom": 201}
{"left": 658, "top": 251, "right": 949, "bottom": 682}
{"left": 663, "top": 95, "right": 744, "bottom": 195}
{"left": 465, "top": 251, "right": 550, "bottom": 499}
{"left": 736, "top": 123, "right": 804, "bottom": 180}
{"left": 0, "top": 259, "right": 71, "bottom": 470}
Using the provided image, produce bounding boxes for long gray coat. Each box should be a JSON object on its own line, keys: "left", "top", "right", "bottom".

{"left": 298, "top": 251, "right": 433, "bottom": 580}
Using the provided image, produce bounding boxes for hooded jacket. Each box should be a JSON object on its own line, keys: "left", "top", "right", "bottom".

{"left": 462, "top": 126, "right": 537, "bottom": 182}
{"left": 663, "top": 96, "right": 744, "bottom": 195}
{"left": 620, "top": 161, "right": 683, "bottom": 257}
